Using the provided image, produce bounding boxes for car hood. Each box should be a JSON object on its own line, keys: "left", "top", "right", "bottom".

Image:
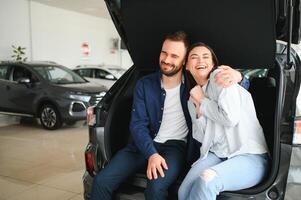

{"left": 105, "top": 0, "right": 299, "bottom": 69}
{"left": 55, "top": 82, "right": 107, "bottom": 93}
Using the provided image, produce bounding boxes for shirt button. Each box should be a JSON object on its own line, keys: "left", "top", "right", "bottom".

{"left": 163, "top": 93, "right": 165, "bottom": 96}
{"left": 161, "top": 107, "right": 163, "bottom": 110}
{"left": 159, "top": 120, "right": 161, "bottom": 123}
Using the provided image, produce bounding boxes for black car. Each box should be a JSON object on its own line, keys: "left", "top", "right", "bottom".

{"left": 83, "top": 0, "right": 301, "bottom": 199}
{"left": 0, "top": 61, "right": 107, "bottom": 130}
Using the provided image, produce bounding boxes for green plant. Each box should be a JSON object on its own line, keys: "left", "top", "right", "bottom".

{"left": 11, "top": 45, "right": 27, "bottom": 61}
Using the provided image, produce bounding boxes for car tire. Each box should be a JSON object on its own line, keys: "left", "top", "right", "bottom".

{"left": 39, "top": 104, "right": 62, "bottom": 130}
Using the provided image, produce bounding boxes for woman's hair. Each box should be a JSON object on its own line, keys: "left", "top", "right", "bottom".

{"left": 185, "top": 42, "right": 219, "bottom": 91}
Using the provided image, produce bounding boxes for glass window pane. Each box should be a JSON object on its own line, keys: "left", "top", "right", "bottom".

{"left": 0, "top": 65, "right": 9, "bottom": 80}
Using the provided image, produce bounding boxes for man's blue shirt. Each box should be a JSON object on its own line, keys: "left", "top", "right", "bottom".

{"left": 129, "top": 71, "right": 191, "bottom": 159}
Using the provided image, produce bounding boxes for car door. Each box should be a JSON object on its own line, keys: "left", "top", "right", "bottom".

{"left": 6, "top": 65, "right": 40, "bottom": 114}
{"left": 0, "top": 64, "right": 12, "bottom": 112}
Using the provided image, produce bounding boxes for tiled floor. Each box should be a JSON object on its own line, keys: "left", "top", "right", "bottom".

{"left": 0, "top": 121, "right": 87, "bottom": 200}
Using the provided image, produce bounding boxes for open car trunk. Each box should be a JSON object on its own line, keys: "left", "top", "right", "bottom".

{"left": 84, "top": 0, "right": 301, "bottom": 199}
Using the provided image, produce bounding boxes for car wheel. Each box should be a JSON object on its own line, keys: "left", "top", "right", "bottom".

{"left": 39, "top": 104, "right": 62, "bottom": 130}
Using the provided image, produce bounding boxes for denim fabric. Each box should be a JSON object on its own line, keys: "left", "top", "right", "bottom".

{"left": 90, "top": 140, "right": 186, "bottom": 200}
{"left": 129, "top": 71, "right": 192, "bottom": 160}
{"left": 178, "top": 152, "right": 269, "bottom": 200}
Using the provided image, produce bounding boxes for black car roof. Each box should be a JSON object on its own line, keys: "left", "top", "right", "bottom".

{"left": 109, "top": 0, "right": 276, "bottom": 69}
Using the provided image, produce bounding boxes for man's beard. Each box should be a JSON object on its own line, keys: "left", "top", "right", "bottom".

{"left": 160, "top": 62, "right": 183, "bottom": 77}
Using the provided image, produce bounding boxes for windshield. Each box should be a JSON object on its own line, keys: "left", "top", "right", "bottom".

{"left": 32, "top": 65, "right": 86, "bottom": 84}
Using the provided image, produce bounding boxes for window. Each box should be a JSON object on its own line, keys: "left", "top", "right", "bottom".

{"left": 13, "top": 66, "right": 37, "bottom": 82}
{"left": 95, "top": 69, "right": 110, "bottom": 79}
{"left": 0, "top": 65, "right": 9, "bottom": 80}
{"left": 77, "top": 69, "right": 92, "bottom": 77}
{"left": 240, "top": 69, "right": 268, "bottom": 80}
{"left": 32, "top": 65, "right": 86, "bottom": 84}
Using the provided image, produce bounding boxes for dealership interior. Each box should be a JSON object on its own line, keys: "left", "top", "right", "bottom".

{"left": 2, "top": 1, "right": 301, "bottom": 200}
{"left": 0, "top": 0, "right": 132, "bottom": 199}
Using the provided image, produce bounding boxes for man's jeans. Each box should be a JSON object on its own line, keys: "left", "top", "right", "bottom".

{"left": 178, "top": 152, "right": 269, "bottom": 200}
{"left": 90, "top": 140, "right": 186, "bottom": 200}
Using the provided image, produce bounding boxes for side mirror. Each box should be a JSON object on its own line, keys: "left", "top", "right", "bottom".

{"left": 18, "top": 78, "right": 31, "bottom": 84}
{"left": 105, "top": 74, "right": 116, "bottom": 80}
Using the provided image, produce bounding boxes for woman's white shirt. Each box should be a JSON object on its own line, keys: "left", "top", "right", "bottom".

{"left": 188, "top": 70, "right": 268, "bottom": 162}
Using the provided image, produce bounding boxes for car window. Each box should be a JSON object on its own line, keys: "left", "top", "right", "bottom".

{"left": 240, "top": 69, "right": 268, "bottom": 81}
{"left": 108, "top": 68, "right": 126, "bottom": 76}
{"left": 107, "top": 68, "right": 126, "bottom": 78}
{"left": 76, "top": 69, "right": 92, "bottom": 77}
{"left": 95, "top": 69, "right": 111, "bottom": 79}
{"left": 0, "top": 65, "right": 9, "bottom": 80}
{"left": 12, "top": 66, "right": 38, "bottom": 82}
{"left": 32, "top": 65, "right": 86, "bottom": 84}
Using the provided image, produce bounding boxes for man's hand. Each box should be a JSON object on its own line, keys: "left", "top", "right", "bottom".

{"left": 147, "top": 153, "right": 168, "bottom": 180}
{"left": 215, "top": 65, "right": 243, "bottom": 88}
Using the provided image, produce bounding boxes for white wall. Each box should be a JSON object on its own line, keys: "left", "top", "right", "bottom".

{"left": 30, "top": 1, "right": 132, "bottom": 68}
{"left": 0, "top": 0, "right": 32, "bottom": 61}
{"left": 0, "top": 0, "right": 132, "bottom": 69}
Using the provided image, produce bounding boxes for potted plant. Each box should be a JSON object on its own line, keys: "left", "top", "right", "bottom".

{"left": 11, "top": 45, "right": 27, "bottom": 61}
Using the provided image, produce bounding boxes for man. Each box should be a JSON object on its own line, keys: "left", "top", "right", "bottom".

{"left": 90, "top": 31, "right": 246, "bottom": 200}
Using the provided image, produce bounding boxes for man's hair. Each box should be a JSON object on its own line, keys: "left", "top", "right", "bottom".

{"left": 164, "top": 31, "right": 189, "bottom": 50}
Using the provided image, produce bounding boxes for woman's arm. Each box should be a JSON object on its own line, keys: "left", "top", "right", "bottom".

{"left": 199, "top": 71, "right": 242, "bottom": 127}
{"left": 188, "top": 100, "right": 206, "bottom": 142}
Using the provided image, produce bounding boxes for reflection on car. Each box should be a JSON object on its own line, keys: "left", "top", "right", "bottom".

{"left": 0, "top": 61, "right": 107, "bottom": 130}
{"left": 73, "top": 65, "right": 126, "bottom": 89}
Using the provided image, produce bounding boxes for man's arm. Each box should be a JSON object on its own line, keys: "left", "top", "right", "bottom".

{"left": 129, "top": 80, "right": 157, "bottom": 159}
{"left": 129, "top": 79, "right": 168, "bottom": 180}
{"left": 214, "top": 65, "right": 249, "bottom": 90}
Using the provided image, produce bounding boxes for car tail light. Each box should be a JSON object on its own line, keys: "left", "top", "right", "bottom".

{"left": 87, "top": 106, "right": 96, "bottom": 126}
{"left": 293, "top": 118, "right": 301, "bottom": 144}
{"left": 85, "top": 151, "right": 95, "bottom": 177}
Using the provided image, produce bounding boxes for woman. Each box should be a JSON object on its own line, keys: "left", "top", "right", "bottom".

{"left": 178, "top": 42, "right": 269, "bottom": 200}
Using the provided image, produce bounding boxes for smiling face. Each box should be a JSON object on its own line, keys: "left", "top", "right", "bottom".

{"left": 159, "top": 39, "right": 187, "bottom": 77}
{"left": 186, "top": 46, "right": 216, "bottom": 83}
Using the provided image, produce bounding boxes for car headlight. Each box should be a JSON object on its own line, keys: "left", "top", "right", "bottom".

{"left": 69, "top": 94, "right": 91, "bottom": 102}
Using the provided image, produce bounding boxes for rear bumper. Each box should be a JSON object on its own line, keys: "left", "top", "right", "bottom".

{"left": 83, "top": 171, "right": 93, "bottom": 200}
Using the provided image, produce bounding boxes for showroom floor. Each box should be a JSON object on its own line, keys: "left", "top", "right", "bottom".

{"left": 0, "top": 121, "right": 87, "bottom": 200}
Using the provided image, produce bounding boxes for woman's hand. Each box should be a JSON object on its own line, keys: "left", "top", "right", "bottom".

{"left": 190, "top": 85, "right": 205, "bottom": 118}
{"left": 190, "top": 85, "right": 205, "bottom": 104}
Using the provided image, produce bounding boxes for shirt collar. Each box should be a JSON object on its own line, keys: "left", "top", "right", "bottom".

{"left": 159, "top": 70, "right": 185, "bottom": 89}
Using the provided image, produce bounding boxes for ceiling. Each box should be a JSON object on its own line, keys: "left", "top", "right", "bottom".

{"left": 31, "top": 0, "right": 111, "bottom": 19}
